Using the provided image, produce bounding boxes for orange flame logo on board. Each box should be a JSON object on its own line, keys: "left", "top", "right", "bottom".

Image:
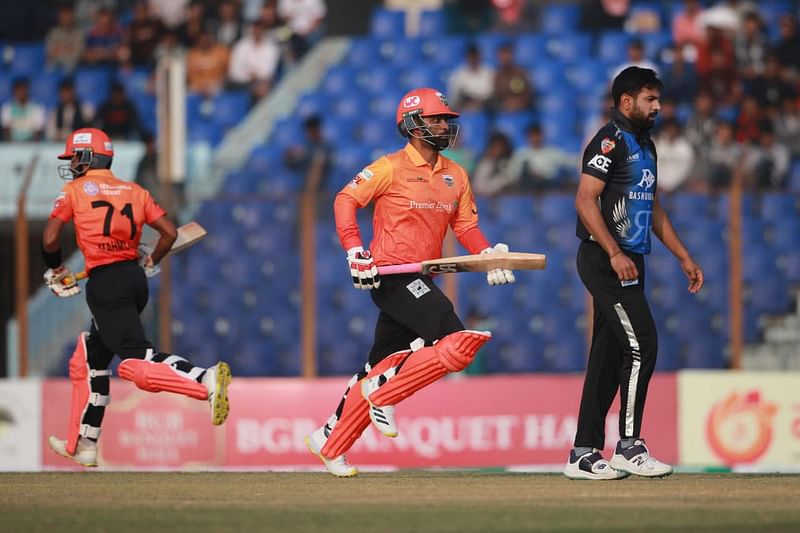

{"left": 706, "top": 390, "right": 777, "bottom": 464}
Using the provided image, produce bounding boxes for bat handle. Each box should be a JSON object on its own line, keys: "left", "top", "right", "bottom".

{"left": 62, "top": 270, "right": 88, "bottom": 285}
{"left": 377, "top": 263, "right": 422, "bottom": 275}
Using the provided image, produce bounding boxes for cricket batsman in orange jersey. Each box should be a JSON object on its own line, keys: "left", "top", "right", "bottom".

{"left": 42, "top": 128, "right": 232, "bottom": 467}
{"left": 306, "top": 88, "right": 516, "bottom": 476}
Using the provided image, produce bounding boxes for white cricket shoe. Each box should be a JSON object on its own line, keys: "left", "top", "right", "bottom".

{"left": 48, "top": 436, "right": 98, "bottom": 467}
{"left": 203, "top": 362, "right": 232, "bottom": 426}
{"left": 610, "top": 439, "right": 673, "bottom": 478}
{"left": 564, "top": 449, "right": 629, "bottom": 480}
{"left": 360, "top": 376, "right": 398, "bottom": 438}
{"left": 305, "top": 426, "right": 358, "bottom": 478}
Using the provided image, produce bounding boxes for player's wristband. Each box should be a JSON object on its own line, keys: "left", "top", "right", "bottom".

{"left": 41, "top": 242, "right": 63, "bottom": 269}
{"left": 609, "top": 249, "right": 622, "bottom": 259}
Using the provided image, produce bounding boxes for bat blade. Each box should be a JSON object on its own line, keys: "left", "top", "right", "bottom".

{"left": 69, "top": 221, "right": 207, "bottom": 282}
{"left": 377, "top": 252, "right": 547, "bottom": 276}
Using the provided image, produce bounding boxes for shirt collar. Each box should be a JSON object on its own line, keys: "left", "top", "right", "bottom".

{"left": 82, "top": 169, "right": 114, "bottom": 179}
{"left": 611, "top": 107, "right": 651, "bottom": 140}
{"left": 403, "top": 143, "right": 448, "bottom": 172}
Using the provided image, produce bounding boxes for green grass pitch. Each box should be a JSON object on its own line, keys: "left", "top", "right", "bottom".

{"left": 1, "top": 472, "right": 798, "bottom": 532}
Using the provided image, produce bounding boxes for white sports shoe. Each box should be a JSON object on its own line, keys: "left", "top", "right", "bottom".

{"left": 203, "top": 362, "right": 232, "bottom": 426}
{"left": 610, "top": 439, "right": 673, "bottom": 478}
{"left": 48, "top": 436, "right": 98, "bottom": 467}
{"left": 564, "top": 449, "right": 628, "bottom": 480}
{"left": 306, "top": 426, "right": 358, "bottom": 478}
{"left": 360, "top": 376, "right": 398, "bottom": 438}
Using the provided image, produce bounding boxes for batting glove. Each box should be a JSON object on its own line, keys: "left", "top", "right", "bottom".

{"left": 44, "top": 265, "right": 81, "bottom": 298}
{"left": 347, "top": 246, "right": 380, "bottom": 290}
{"left": 137, "top": 243, "right": 162, "bottom": 278}
{"left": 482, "top": 242, "right": 516, "bottom": 286}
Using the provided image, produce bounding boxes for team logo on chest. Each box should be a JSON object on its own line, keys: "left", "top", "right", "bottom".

{"left": 638, "top": 168, "right": 655, "bottom": 190}
{"left": 442, "top": 174, "right": 454, "bottom": 187}
{"left": 600, "top": 137, "right": 615, "bottom": 154}
{"left": 83, "top": 181, "right": 99, "bottom": 195}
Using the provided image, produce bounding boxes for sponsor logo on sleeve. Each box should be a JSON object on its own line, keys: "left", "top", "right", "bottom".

{"left": 587, "top": 154, "right": 611, "bottom": 173}
{"left": 83, "top": 181, "right": 99, "bottom": 195}
{"left": 52, "top": 192, "right": 66, "bottom": 210}
{"left": 357, "top": 168, "right": 373, "bottom": 181}
{"left": 600, "top": 138, "right": 616, "bottom": 154}
{"left": 442, "top": 174, "right": 454, "bottom": 187}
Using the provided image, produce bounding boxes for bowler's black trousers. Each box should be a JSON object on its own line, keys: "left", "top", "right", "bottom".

{"left": 573, "top": 240, "right": 658, "bottom": 449}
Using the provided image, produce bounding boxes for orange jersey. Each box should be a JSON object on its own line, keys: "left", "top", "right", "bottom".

{"left": 335, "top": 143, "right": 489, "bottom": 266}
{"left": 49, "top": 169, "right": 166, "bottom": 272}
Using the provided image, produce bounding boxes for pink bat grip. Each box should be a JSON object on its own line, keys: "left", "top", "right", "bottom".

{"left": 377, "top": 263, "right": 422, "bottom": 275}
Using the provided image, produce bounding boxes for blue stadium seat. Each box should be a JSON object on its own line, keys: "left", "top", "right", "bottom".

{"left": 683, "top": 335, "right": 726, "bottom": 369}
{"left": 456, "top": 110, "right": 490, "bottom": 153}
{"left": 597, "top": 32, "right": 631, "bottom": 64}
{"left": 476, "top": 33, "right": 510, "bottom": 66}
{"left": 369, "top": 90, "right": 405, "bottom": 119}
{"left": 493, "top": 111, "right": 537, "bottom": 148}
{"left": 321, "top": 65, "right": 357, "bottom": 96}
{"left": 747, "top": 278, "right": 792, "bottom": 315}
{"left": 213, "top": 90, "right": 250, "bottom": 129}
{"left": 295, "top": 91, "right": 330, "bottom": 119}
{"left": 542, "top": 336, "right": 586, "bottom": 372}
{"left": 116, "top": 67, "right": 152, "bottom": 99}
{"left": 545, "top": 33, "right": 591, "bottom": 62}
{"left": 346, "top": 37, "right": 381, "bottom": 68}
{"left": 131, "top": 93, "right": 156, "bottom": 135}
{"left": 269, "top": 117, "right": 304, "bottom": 149}
{"left": 370, "top": 8, "right": 405, "bottom": 38}
{"left": 418, "top": 9, "right": 448, "bottom": 37}
{"left": 400, "top": 65, "right": 446, "bottom": 92}
{"left": 643, "top": 31, "right": 672, "bottom": 60}
{"left": 655, "top": 334, "right": 681, "bottom": 371}
{"left": 496, "top": 196, "right": 535, "bottom": 226}
{"left": 322, "top": 116, "right": 358, "bottom": 144}
{"left": 74, "top": 68, "right": 112, "bottom": 107}
{"left": 10, "top": 43, "right": 45, "bottom": 77}
{"left": 514, "top": 33, "right": 548, "bottom": 68}
{"left": 530, "top": 61, "right": 567, "bottom": 93}
{"left": 186, "top": 118, "right": 222, "bottom": 145}
{"left": 485, "top": 339, "right": 544, "bottom": 373}
{"left": 537, "top": 193, "right": 574, "bottom": 225}
{"left": 333, "top": 145, "right": 372, "bottom": 182}
{"left": 759, "top": 192, "right": 797, "bottom": 221}
{"left": 540, "top": 4, "right": 581, "bottom": 34}
{"left": 565, "top": 62, "right": 612, "bottom": 93}
{"left": 379, "top": 38, "right": 424, "bottom": 68}
{"left": 0, "top": 72, "right": 12, "bottom": 104}
{"left": 357, "top": 66, "right": 401, "bottom": 95}
{"left": 778, "top": 251, "right": 800, "bottom": 282}
{"left": 426, "top": 36, "right": 467, "bottom": 65}
{"left": 29, "top": 70, "right": 63, "bottom": 108}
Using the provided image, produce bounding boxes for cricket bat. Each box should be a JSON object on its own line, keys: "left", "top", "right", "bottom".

{"left": 67, "top": 221, "right": 207, "bottom": 283}
{"left": 377, "top": 252, "right": 546, "bottom": 276}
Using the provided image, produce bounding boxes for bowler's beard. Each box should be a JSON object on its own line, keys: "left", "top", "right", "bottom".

{"left": 631, "top": 105, "right": 657, "bottom": 131}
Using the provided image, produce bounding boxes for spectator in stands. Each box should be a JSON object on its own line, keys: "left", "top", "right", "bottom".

{"left": 178, "top": 1, "right": 209, "bottom": 47}
{"left": 81, "top": 7, "right": 123, "bottom": 66}
{"left": 749, "top": 54, "right": 796, "bottom": 111}
{"left": 210, "top": 0, "right": 243, "bottom": 47}
{"left": 1, "top": 78, "right": 46, "bottom": 142}
{"left": 471, "top": 131, "right": 514, "bottom": 197}
{"left": 744, "top": 121, "right": 790, "bottom": 190}
{"left": 624, "top": 2, "right": 661, "bottom": 33}
{"left": 283, "top": 114, "right": 332, "bottom": 191}
{"left": 154, "top": 29, "right": 186, "bottom": 61}
{"left": 684, "top": 91, "right": 718, "bottom": 157}
{"left": 46, "top": 78, "right": 94, "bottom": 142}
{"left": 735, "top": 94, "right": 763, "bottom": 144}
{"left": 148, "top": 0, "right": 190, "bottom": 29}
{"left": 734, "top": 11, "right": 767, "bottom": 81}
{"left": 775, "top": 14, "right": 800, "bottom": 77}
{"left": 580, "top": 0, "right": 628, "bottom": 31}
{"left": 672, "top": 0, "right": 706, "bottom": 61}
{"left": 447, "top": 43, "right": 494, "bottom": 112}
{"left": 654, "top": 118, "right": 695, "bottom": 193}
{"left": 706, "top": 121, "right": 741, "bottom": 190}
{"left": 492, "top": 42, "right": 533, "bottom": 113}
{"left": 278, "top": 0, "right": 327, "bottom": 61}
{"left": 612, "top": 38, "right": 659, "bottom": 78}
{"left": 773, "top": 95, "right": 800, "bottom": 157}
{"left": 660, "top": 44, "right": 698, "bottom": 105}
{"left": 93, "top": 81, "right": 141, "bottom": 140}
{"left": 489, "top": 0, "right": 536, "bottom": 34}
{"left": 122, "top": 2, "right": 164, "bottom": 68}
{"left": 45, "top": 4, "right": 85, "bottom": 72}
{"left": 228, "top": 20, "right": 281, "bottom": 103}
{"left": 507, "top": 124, "right": 576, "bottom": 191}
{"left": 186, "top": 30, "right": 230, "bottom": 95}
{"left": 698, "top": 42, "right": 741, "bottom": 107}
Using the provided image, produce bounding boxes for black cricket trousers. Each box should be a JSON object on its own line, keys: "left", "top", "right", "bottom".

{"left": 574, "top": 240, "right": 658, "bottom": 449}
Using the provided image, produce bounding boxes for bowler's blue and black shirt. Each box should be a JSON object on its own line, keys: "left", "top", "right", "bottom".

{"left": 576, "top": 109, "right": 658, "bottom": 255}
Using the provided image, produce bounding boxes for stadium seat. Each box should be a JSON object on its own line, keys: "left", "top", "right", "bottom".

{"left": 321, "top": 65, "right": 357, "bottom": 96}
{"left": 29, "top": 70, "right": 63, "bottom": 108}
{"left": 493, "top": 111, "right": 537, "bottom": 148}
{"left": 10, "top": 43, "right": 45, "bottom": 77}
{"left": 425, "top": 35, "right": 467, "bottom": 65}
{"left": 346, "top": 37, "right": 381, "bottom": 69}
{"left": 746, "top": 278, "right": 793, "bottom": 315}
{"left": 213, "top": 90, "right": 250, "bottom": 129}
{"left": 456, "top": 110, "right": 490, "bottom": 153}
{"left": 682, "top": 335, "right": 726, "bottom": 369}
{"left": 542, "top": 336, "right": 586, "bottom": 372}
{"left": 529, "top": 61, "right": 567, "bottom": 93}
{"left": 476, "top": 33, "right": 510, "bottom": 67}
{"left": 116, "top": 67, "right": 153, "bottom": 99}
{"left": 597, "top": 32, "right": 631, "bottom": 64}
{"left": 357, "top": 66, "right": 400, "bottom": 96}
{"left": 540, "top": 4, "right": 581, "bottom": 34}
{"left": 295, "top": 91, "right": 330, "bottom": 119}
{"left": 380, "top": 38, "right": 424, "bottom": 68}
{"left": 0, "top": 72, "right": 12, "bottom": 104}
{"left": 370, "top": 8, "right": 405, "bottom": 38}
{"left": 418, "top": 9, "right": 448, "bottom": 37}
{"left": 565, "top": 62, "right": 612, "bottom": 93}
{"left": 73, "top": 67, "right": 112, "bottom": 107}
{"left": 514, "top": 33, "right": 548, "bottom": 68}
{"left": 759, "top": 193, "right": 797, "bottom": 222}
{"left": 545, "top": 33, "right": 591, "bottom": 63}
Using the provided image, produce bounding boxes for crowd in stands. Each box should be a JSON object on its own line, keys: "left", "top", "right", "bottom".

{"left": 1, "top": 0, "right": 327, "bottom": 143}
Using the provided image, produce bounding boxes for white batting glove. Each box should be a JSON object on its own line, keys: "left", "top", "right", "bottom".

{"left": 482, "top": 242, "right": 516, "bottom": 286}
{"left": 347, "top": 246, "right": 380, "bottom": 290}
{"left": 44, "top": 265, "right": 81, "bottom": 298}
{"left": 137, "top": 243, "right": 161, "bottom": 278}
